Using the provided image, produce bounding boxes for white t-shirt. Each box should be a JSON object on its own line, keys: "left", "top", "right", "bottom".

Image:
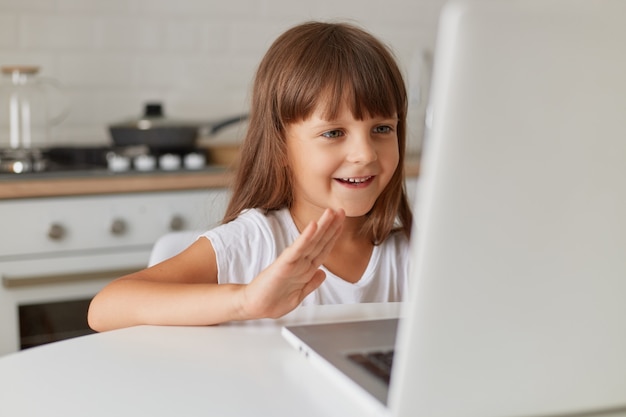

{"left": 201, "top": 208, "right": 409, "bottom": 305}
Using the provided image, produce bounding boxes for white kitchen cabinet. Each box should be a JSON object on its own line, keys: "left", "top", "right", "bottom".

{"left": 0, "top": 188, "right": 230, "bottom": 355}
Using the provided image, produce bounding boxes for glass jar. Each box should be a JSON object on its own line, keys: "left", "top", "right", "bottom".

{"left": 0, "top": 66, "right": 69, "bottom": 150}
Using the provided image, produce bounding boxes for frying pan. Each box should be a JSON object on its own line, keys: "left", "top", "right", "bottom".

{"left": 109, "top": 103, "right": 247, "bottom": 149}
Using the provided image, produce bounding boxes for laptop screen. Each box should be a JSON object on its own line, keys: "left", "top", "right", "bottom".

{"left": 389, "top": 1, "right": 626, "bottom": 417}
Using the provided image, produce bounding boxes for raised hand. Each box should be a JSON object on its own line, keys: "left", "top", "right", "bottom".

{"left": 238, "top": 208, "right": 345, "bottom": 320}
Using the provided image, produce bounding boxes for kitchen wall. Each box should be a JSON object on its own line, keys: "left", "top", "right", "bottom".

{"left": 0, "top": 0, "right": 446, "bottom": 149}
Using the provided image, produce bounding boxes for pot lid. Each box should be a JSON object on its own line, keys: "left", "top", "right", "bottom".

{"left": 110, "top": 103, "right": 198, "bottom": 130}
{"left": 110, "top": 102, "right": 248, "bottom": 134}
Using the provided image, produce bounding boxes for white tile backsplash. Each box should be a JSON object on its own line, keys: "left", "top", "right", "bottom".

{"left": 0, "top": 0, "right": 446, "bottom": 146}
{"left": 20, "top": 15, "right": 96, "bottom": 49}
{"left": 0, "top": 15, "right": 18, "bottom": 47}
{"left": 57, "top": 0, "right": 133, "bottom": 13}
{"left": 0, "top": 0, "right": 54, "bottom": 12}
{"left": 94, "top": 17, "right": 161, "bottom": 50}
{"left": 57, "top": 53, "right": 134, "bottom": 86}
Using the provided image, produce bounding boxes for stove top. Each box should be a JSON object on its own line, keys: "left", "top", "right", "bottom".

{"left": 0, "top": 145, "right": 212, "bottom": 176}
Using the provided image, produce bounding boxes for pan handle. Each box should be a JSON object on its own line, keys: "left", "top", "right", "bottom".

{"left": 207, "top": 114, "right": 248, "bottom": 136}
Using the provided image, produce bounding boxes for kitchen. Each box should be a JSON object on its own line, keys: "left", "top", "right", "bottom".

{"left": 0, "top": 0, "right": 439, "bottom": 355}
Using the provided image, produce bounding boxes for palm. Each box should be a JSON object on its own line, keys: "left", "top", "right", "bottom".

{"left": 243, "top": 208, "right": 345, "bottom": 319}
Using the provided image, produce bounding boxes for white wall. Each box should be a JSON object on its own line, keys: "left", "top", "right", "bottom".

{"left": 0, "top": 0, "right": 447, "bottom": 147}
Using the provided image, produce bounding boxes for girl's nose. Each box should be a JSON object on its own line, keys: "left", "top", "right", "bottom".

{"left": 346, "top": 134, "right": 378, "bottom": 164}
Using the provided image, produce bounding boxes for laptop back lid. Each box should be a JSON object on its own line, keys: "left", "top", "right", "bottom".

{"left": 389, "top": 1, "right": 626, "bottom": 417}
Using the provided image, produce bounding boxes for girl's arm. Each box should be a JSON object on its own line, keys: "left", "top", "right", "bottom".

{"left": 87, "top": 208, "right": 344, "bottom": 332}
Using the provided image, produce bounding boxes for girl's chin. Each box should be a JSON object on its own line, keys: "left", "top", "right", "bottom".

{"left": 337, "top": 205, "right": 375, "bottom": 218}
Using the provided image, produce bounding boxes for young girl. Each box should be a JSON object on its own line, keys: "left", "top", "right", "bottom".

{"left": 88, "top": 21, "right": 413, "bottom": 332}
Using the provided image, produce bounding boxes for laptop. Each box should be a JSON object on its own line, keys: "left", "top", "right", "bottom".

{"left": 282, "top": 1, "right": 626, "bottom": 416}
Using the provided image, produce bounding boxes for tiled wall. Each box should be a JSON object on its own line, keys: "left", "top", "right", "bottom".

{"left": 0, "top": 0, "right": 446, "bottom": 148}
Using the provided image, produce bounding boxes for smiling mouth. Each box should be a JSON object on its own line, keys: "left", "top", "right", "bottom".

{"left": 335, "top": 176, "right": 374, "bottom": 186}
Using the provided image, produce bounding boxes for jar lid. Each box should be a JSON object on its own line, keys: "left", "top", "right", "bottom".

{"left": 1, "top": 65, "right": 41, "bottom": 75}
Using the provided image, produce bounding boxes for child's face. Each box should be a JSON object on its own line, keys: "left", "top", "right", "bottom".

{"left": 285, "top": 102, "right": 399, "bottom": 220}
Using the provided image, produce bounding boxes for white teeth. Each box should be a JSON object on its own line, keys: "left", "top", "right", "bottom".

{"left": 341, "top": 176, "right": 372, "bottom": 183}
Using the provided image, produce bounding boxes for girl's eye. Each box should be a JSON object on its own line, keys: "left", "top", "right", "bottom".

{"left": 373, "top": 125, "right": 393, "bottom": 134}
{"left": 321, "top": 130, "right": 343, "bottom": 139}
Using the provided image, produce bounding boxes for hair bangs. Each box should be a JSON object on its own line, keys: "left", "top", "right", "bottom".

{"left": 278, "top": 23, "right": 405, "bottom": 125}
{"left": 317, "top": 62, "right": 402, "bottom": 122}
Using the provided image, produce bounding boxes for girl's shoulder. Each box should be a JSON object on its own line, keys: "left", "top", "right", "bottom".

{"left": 202, "top": 208, "right": 297, "bottom": 249}
{"left": 374, "top": 229, "right": 411, "bottom": 266}
{"left": 202, "top": 208, "right": 294, "bottom": 285}
{"left": 231, "top": 207, "right": 295, "bottom": 234}
{"left": 381, "top": 229, "right": 410, "bottom": 251}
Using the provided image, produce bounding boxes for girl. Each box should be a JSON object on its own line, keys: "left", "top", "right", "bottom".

{"left": 88, "top": 21, "right": 413, "bottom": 332}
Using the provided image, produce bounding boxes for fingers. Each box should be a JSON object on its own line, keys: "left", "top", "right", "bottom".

{"left": 241, "top": 209, "right": 344, "bottom": 319}
{"left": 309, "top": 209, "right": 344, "bottom": 265}
{"left": 301, "top": 269, "right": 326, "bottom": 299}
{"left": 289, "top": 208, "right": 344, "bottom": 266}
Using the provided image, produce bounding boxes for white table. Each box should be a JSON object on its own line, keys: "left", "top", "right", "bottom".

{"left": 0, "top": 303, "right": 401, "bottom": 417}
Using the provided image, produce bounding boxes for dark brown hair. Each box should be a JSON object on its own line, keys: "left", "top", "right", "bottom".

{"left": 223, "top": 21, "right": 412, "bottom": 243}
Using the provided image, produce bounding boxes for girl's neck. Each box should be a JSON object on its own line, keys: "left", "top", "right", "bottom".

{"left": 289, "top": 206, "right": 373, "bottom": 284}
{"left": 324, "top": 216, "right": 374, "bottom": 284}
{"left": 289, "top": 206, "right": 368, "bottom": 242}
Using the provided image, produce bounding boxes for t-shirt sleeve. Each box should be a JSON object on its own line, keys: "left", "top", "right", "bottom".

{"left": 200, "top": 210, "right": 279, "bottom": 285}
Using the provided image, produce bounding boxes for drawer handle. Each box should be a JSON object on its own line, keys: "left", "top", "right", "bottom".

{"left": 2, "top": 267, "right": 141, "bottom": 288}
{"left": 110, "top": 218, "right": 127, "bottom": 235}
{"left": 47, "top": 223, "right": 66, "bottom": 240}
{"left": 169, "top": 215, "right": 185, "bottom": 231}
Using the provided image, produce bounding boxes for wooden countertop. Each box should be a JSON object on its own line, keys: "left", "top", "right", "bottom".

{"left": 0, "top": 159, "right": 420, "bottom": 200}
{"left": 0, "top": 169, "right": 234, "bottom": 199}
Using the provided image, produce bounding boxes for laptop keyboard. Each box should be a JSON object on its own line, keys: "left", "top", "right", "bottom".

{"left": 347, "top": 349, "right": 395, "bottom": 385}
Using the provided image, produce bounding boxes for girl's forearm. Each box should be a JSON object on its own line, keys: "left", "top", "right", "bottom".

{"left": 87, "top": 209, "right": 343, "bottom": 332}
{"left": 87, "top": 278, "right": 248, "bottom": 332}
